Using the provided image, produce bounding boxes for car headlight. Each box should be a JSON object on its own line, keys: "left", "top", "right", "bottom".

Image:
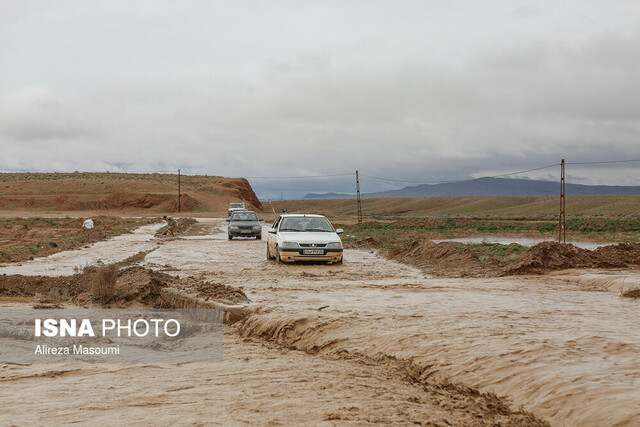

{"left": 281, "top": 241, "right": 299, "bottom": 248}
{"left": 253, "top": 225, "right": 261, "bottom": 230}
{"left": 229, "top": 225, "right": 239, "bottom": 230}
{"left": 327, "top": 242, "right": 343, "bottom": 249}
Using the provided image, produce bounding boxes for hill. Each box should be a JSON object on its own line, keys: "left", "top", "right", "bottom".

{"left": 365, "top": 177, "right": 640, "bottom": 198}
{"left": 301, "top": 177, "right": 640, "bottom": 199}
{"left": 0, "top": 172, "right": 262, "bottom": 213}
{"left": 302, "top": 192, "right": 353, "bottom": 199}
{"left": 270, "top": 195, "right": 640, "bottom": 220}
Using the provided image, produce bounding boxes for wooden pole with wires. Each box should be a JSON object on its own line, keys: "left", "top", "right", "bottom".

{"left": 558, "top": 159, "right": 565, "bottom": 243}
{"left": 178, "top": 169, "right": 181, "bottom": 213}
{"left": 356, "top": 170, "right": 362, "bottom": 224}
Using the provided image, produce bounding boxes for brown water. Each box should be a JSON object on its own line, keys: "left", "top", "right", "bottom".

{"left": 2, "top": 218, "right": 639, "bottom": 425}
{"left": 144, "top": 219, "right": 640, "bottom": 425}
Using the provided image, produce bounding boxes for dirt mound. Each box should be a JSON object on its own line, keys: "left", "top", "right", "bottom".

{"left": 0, "top": 263, "right": 248, "bottom": 308}
{"left": 376, "top": 236, "right": 640, "bottom": 277}
{"left": 387, "top": 237, "right": 492, "bottom": 277}
{"left": 504, "top": 242, "right": 640, "bottom": 275}
{"left": 348, "top": 236, "right": 391, "bottom": 249}
{"left": 178, "top": 276, "right": 250, "bottom": 305}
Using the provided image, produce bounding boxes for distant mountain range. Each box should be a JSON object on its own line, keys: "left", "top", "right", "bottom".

{"left": 302, "top": 177, "right": 640, "bottom": 199}
{"left": 302, "top": 192, "right": 354, "bottom": 199}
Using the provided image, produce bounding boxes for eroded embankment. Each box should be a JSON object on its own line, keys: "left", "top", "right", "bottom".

{"left": 0, "top": 254, "right": 250, "bottom": 320}
{"left": 356, "top": 236, "right": 640, "bottom": 278}
{"left": 236, "top": 311, "right": 547, "bottom": 426}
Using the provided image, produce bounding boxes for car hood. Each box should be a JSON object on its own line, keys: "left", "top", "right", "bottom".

{"left": 279, "top": 232, "right": 341, "bottom": 243}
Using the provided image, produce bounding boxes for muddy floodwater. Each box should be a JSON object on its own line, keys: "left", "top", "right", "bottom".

{"left": 2, "top": 218, "right": 639, "bottom": 425}
{"left": 433, "top": 236, "right": 611, "bottom": 249}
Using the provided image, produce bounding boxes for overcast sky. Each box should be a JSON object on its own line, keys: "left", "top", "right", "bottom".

{"left": 1, "top": 1, "right": 640, "bottom": 199}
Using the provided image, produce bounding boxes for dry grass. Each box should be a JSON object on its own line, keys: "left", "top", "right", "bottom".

{"left": 621, "top": 288, "right": 640, "bottom": 299}
{"left": 91, "top": 265, "right": 119, "bottom": 305}
{"left": 272, "top": 196, "right": 640, "bottom": 220}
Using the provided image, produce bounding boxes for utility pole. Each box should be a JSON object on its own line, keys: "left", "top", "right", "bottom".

{"left": 355, "top": 170, "right": 362, "bottom": 224}
{"left": 558, "top": 159, "right": 565, "bottom": 243}
{"left": 178, "top": 169, "right": 181, "bottom": 213}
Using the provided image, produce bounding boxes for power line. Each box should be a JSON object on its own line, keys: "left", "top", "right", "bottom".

{"left": 490, "top": 163, "right": 560, "bottom": 178}
{"left": 244, "top": 173, "right": 354, "bottom": 179}
{"left": 566, "top": 159, "right": 640, "bottom": 165}
{"left": 360, "top": 163, "right": 560, "bottom": 185}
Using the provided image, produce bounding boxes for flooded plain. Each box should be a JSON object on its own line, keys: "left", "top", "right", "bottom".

{"left": 433, "top": 236, "right": 611, "bottom": 249}
{"left": 2, "top": 218, "right": 639, "bottom": 425}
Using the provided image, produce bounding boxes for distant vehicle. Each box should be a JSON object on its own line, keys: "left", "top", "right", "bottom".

{"left": 226, "top": 210, "right": 263, "bottom": 240}
{"left": 228, "top": 202, "right": 246, "bottom": 216}
{"left": 266, "top": 214, "right": 343, "bottom": 264}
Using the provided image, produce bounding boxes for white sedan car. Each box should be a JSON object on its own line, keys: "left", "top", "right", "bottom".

{"left": 266, "top": 214, "right": 344, "bottom": 264}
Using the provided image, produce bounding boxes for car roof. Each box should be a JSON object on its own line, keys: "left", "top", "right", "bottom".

{"left": 279, "top": 214, "right": 325, "bottom": 218}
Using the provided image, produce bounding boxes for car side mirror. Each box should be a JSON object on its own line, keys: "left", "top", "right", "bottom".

{"left": 226, "top": 219, "right": 230, "bottom": 222}
{"left": 336, "top": 228, "right": 343, "bottom": 234}
{"left": 268, "top": 228, "right": 277, "bottom": 234}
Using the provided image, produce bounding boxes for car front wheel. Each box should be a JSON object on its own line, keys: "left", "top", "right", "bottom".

{"left": 266, "top": 244, "right": 273, "bottom": 260}
{"left": 275, "top": 247, "right": 282, "bottom": 264}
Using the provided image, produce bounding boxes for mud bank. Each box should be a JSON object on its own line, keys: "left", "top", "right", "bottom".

{"left": 380, "top": 237, "right": 640, "bottom": 277}
{"left": 0, "top": 261, "right": 249, "bottom": 313}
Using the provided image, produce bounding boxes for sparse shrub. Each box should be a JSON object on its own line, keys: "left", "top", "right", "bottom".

{"left": 91, "top": 265, "right": 119, "bottom": 305}
{"left": 621, "top": 288, "right": 640, "bottom": 299}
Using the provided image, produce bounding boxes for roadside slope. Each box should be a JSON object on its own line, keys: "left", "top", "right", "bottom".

{"left": 0, "top": 172, "right": 262, "bottom": 214}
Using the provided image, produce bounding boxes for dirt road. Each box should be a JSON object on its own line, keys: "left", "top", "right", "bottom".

{"left": 2, "top": 218, "right": 639, "bottom": 425}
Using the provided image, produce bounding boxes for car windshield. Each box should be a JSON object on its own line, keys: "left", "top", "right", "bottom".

{"left": 231, "top": 212, "right": 258, "bottom": 221}
{"left": 230, "top": 203, "right": 244, "bottom": 208}
{"left": 279, "top": 217, "right": 334, "bottom": 232}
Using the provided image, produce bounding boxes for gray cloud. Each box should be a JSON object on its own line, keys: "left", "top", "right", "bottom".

{"left": 1, "top": 1, "right": 640, "bottom": 199}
